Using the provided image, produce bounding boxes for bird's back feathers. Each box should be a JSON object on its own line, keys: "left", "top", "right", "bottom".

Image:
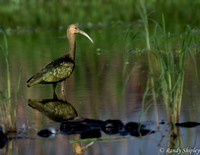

{"left": 27, "top": 54, "right": 75, "bottom": 87}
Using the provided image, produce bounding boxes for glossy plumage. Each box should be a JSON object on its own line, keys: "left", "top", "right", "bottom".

{"left": 27, "top": 24, "right": 93, "bottom": 99}
{"left": 27, "top": 54, "right": 75, "bottom": 87}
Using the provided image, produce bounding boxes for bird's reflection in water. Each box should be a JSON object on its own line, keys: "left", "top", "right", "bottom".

{"left": 73, "top": 135, "right": 94, "bottom": 155}
{"left": 28, "top": 99, "right": 78, "bottom": 122}
{"left": 27, "top": 98, "right": 158, "bottom": 154}
{"left": 28, "top": 98, "right": 94, "bottom": 154}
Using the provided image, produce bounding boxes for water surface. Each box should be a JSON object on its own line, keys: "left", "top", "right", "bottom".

{"left": 0, "top": 24, "right": 200, "bottom": 155}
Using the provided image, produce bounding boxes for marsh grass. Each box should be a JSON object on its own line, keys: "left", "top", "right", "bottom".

{"left": 137, "top": 0, "right": 159, "bottom": 127}
{"left": 167, "top": 127, "right": 184, "bottom": 153}
{"left": 138, "top": 0, "right": 197, "bottom": 127}
{"left": 122, "top": 24, "right": 139, "bottom": 85}
{"left": 0, "top": 26, "right": 18, "bottom": 131}
{"left": 142, "top": 16, "right": 196, "bottom": 126}
{"left": 0, "top": 27, "right": 11, "bottom": 99}
{"left": 151, "top": 16, "right": 195, "bottom": 124}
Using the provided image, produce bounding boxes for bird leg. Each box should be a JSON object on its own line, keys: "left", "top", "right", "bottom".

{"left": 52, "top": 83, "right": 58, "bottom": 100}
{"left": 61, "top": 80, "right": 67, "bottom": 101}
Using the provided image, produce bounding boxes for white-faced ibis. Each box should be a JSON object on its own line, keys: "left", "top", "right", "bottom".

{"left": 27, "top": 24, "right": 93, "bottom": 99}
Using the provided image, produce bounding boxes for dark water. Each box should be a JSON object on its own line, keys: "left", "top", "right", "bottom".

{"left": 0, "top": 25, "right": 200, "bottom": 155}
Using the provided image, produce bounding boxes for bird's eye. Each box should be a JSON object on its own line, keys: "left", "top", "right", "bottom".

{"left": 75, "top": 27, "right": 78, "bottom": 29}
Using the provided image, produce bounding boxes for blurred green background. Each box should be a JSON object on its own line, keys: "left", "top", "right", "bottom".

{"left": 0, "top": 0, "right": 200, "bottom": 30}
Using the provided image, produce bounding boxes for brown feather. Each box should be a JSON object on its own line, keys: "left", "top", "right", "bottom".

{"left": 27, "top": 54, "right": 75, "bottom": 87}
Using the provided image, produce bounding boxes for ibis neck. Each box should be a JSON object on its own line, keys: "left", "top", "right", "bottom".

{"left": 68, "top": 33, "right": 76, "bottom": 60}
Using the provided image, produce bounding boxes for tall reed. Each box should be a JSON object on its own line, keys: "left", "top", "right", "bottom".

{"left": 0, "top": 27, "right": 11, "bottom": 99}
{"left": 150, "top": 15, "right": 195, "bottom": 124}
{"left": 138, "top": 0, "right": 196, "bottom": 126}
{"left": 137, "top": 0, "right": 159, "bottom": 127}
{"left": 0, "top": 27, "right": 17, "bottom": 131}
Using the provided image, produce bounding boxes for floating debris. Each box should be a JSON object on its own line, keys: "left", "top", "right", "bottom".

{"left": 175, "top": 122, "right": 200, "bottom": 128}
{"left": 81, "top": 129, "right": 101, "bottom": 139}
{"left": 125, "top": 122, "right": 146, "bottom": 132}
{"left": 0, "top": 126, "right": 8, "bottom": 149}
{"left": 60, "top": 122, "right": 92, "bottom": 134}
{"left": 130, "top": 129, "right": 155, "bottom": 137}
{"left": 102, "top": 120, "right": 124, "bottom": 134}
{"left": 37, "top": 127, "right": 56, "bottom": 138}
{"left": 83, "top": 119, "right": 105, "bottom": 128}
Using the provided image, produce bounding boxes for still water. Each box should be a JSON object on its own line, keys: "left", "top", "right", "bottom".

{"left": 0, "top": 25, "right": 200, "bottom": 155}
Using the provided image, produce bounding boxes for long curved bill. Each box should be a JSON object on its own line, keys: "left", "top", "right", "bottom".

{"left": 79, "top": 30, "right": 94, "bottom": 44}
